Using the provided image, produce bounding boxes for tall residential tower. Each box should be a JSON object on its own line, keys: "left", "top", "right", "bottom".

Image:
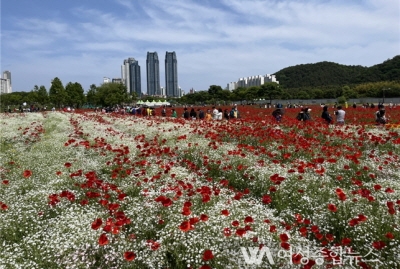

{"left": 121, "top": 58, "right": 141, "bottom": 97}
{"left": 146, "top": 52, "right": 160, "bottom": 96}
{"left": 165, "top": 51, "right": 178, "bottom": 97}
{"left": 0, "top": 71, "right": 12, "bottom": 94}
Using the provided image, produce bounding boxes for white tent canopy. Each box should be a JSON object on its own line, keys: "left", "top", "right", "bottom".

{"left": 137, "top": 100, "right": 170, "bottom": 107}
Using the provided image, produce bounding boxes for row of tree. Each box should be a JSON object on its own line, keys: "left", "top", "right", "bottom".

{"left": 0, "top": 77, "right": 132, "bottom": 110}
{"left": 1, "top": 78, "right": 399, "bottom": 110}
{"left": 180, "top": 81, "right": 400, "bottom": 105}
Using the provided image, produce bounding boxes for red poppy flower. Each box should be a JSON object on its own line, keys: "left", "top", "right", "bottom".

{"left": 124, "top": 251, "right": 136, "bottom": 261}
{"left": 98, "top": 233, "right": 109, "bottom": 246}
{"left": 244, "top": 216, "right": 254, "bottom": 223}
{"left": 262, "top": 194, "right": 272, "bottom": 204}
{"left": 64, "top": 162, "right": 72, "bottom": 168}
{"left": 341, "top": 238, "right": 351, "bottom": 245}
{"left": 118, "top": 193, "right": 127, "bottom": 200}
{"left": 190, "top": 217, "right": 199, "bottom": 225}
{"left": 385, "top": 232, "right": 394, "bottom": 239}
{"left": 269, "top": 225, "right": 277, "bottom": 233}
{"left": 315, "top": 233, "right": 324, "bottom": 241}
{"left": 0, "top": 203, "right": 8, "bottom": 210}
{"left": 279, "top": 233, "right": 289, "bottom": 242}
{"left": 235, "top": 228, "right": 246, "bottom": 237}
{"left": 179, "top": 220, "right": 193, "bottom": 232}
{"left": 349, "top": 219, "right": 359, "bottom": 226}
{"left": 221, "top": 209, "right": 229, "bottom": 216}
{"left": 269, "top": 186, "right": 277, "bottom": 192}
{"left": 147, "top": 240, "right": 161, "bottom": 250}
{"left": 357, "top": 214, "right": 368, "bottom": 222}
{"left": 280, "top": 242, "right": 290, "bottom": 250}
{"left": 91, "top": 218, "right": 103, "bottom": 230}
{"left": 310, "top": 225, "right": 319, "bottom": 233}
{"left": 326, "top": 234, "right": 335, "bottom": 241}
{"left": 372, "top": 241, "right": 386, "bottom": 250}
{"left": 223, "top": 227, "right": 232, "bottom": 236}
{"left": 2, "top": 180, "right": 9, "bottom": 185}
{"left": 182, "top": 206, "right": 191, "bottom": 216}
{"left": 292, "top": 253, "right": 302, "bottom": 264}
{"left": 231, "top": 220, "right": 240, "bottom": 227}
{"left": 299, "top": 227, "right": 308, "bottom": 237}
{"left": 385, "top": 188, "right": 394, "bottom": 193}
{"left": 200, "top": 214, "right": 208, "bottom": 221}
{"left": 202, "top": 194, "right": 211, "bottom": 203}
{"left": 202, "top": 249, "right": 214, "bottom": 261}
{"left": 373, "top": 184, "right": 382, "bottom": 191}
{"left": 23, "top": 170, "right": 32, "bottom": 178}
{"left": 327, "top": 203, "right": 337, "bottom": 212}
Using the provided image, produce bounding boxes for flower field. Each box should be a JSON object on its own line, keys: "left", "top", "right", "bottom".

{"left": 0, "top": 106, "right": 399, "bottom": 269}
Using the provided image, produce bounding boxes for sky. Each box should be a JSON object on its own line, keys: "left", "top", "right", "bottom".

{"left": 1, "top": 0, "right": 399, "bottom": 94}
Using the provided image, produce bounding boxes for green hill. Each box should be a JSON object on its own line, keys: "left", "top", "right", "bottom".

{"left": 274, "top": 55, "right": 400, "bottom": 89}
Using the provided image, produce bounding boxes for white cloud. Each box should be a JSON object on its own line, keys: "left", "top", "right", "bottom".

{"left": 1, "top": 0, "right": 398, "bottom": 92}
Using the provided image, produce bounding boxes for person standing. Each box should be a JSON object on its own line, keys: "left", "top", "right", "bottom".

{"left": 212, "top": 106, "right": 218, "bottom": 120}
{"left": 272, "top": 108, "right": 283, "bottom": 122}
{"left": 224, "top": 109, "right": 230, "bottom": 120}
{"left": 189, "top": 108, "right": 197, "bottom": 120}
{"left": 183, "top": 108, "right": 190, "bottom": 119}
{"left": 205, "top": 109, "right": 212, "bottom": 121}
{"left": 217, "top": 108, "right": 223, "bottom": 120}
{"left": 375, "top": 108, "right": 387, "bottom": 125}
{"left": 198, "top": 108, "right": 205, "bottom": 120}
{"left": 321, "top": 105, "right": 333, "bottom": 124}
{"left": 335, "top": 106, "right": 346, "bottom": 125}
{"left": 161, "top": 106, "right": 167, "bottom": 117}
{"left": 171, "top": 109, "right": 177, "bottom": 118}
{"left": 296, "top": 107, "right": 311, "bottom": 121}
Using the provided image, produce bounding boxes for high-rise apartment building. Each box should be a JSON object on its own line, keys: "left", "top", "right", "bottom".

{"left": 121, "top": 58, "right": 141, "bottom": 97}
{"left": 227, "top": 74, "right": 278, "bottom": 90}
{"left": 146, "top": 52, "right": 160, "bottom": 96}
{"left": 129, "top": 59, "right": 141, "bottom": 97}
{"left": 165, "top": 51, "right": 179, "bottom": 97}
{"left": 0, "top": 71, "right": 12, "bottom": 94}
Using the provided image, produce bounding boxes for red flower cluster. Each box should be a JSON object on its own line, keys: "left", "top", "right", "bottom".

{"left": 0, "top": 201, "right": 8, "bottom": 210}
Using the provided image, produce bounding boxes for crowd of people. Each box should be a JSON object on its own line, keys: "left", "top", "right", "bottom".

{"left": 92, "top": 102, "right": 390, "bottom": 126}
{"left": 269, "top": 102, "right": 390, "bottom": 126}
{"left": 181, "top": 104, "right": 240, "bottom": 121}
{"left": 4, "top": 101, "right": 392, "bottom": 127}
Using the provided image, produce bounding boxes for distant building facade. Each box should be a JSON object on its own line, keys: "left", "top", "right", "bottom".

{"left": 146, "top": 52, "right": 161, "bottom": 96}
{"left": 112, "top": 78, "right": 123, "bottom": 84}
{"left": 121, "top": 58, "right": 141, "bottom": 97}
{"left": 165, "top": 51, "right": 179, "bottom": 97}
{"left": 227, "top": 74, "right": 278, "bottom": 90}
{"left": 1, "top": 71, "right": 12, "bottom": 94}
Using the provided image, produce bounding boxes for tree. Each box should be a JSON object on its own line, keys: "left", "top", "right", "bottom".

{"left": 342, "top": 86, "right": 358, "bottom": 99}
{"left": 312, "top": 89, "right": 325, "bottom": 99}
{"left": 37, "top": 85, "right": 49, "bottom": 105}
{"left": 208, "top": 85, "right": 223, "bottom": 97}
{"left": 49, "top": 77, "right": 67, "bottom": 108}
{"left": 29, "top": 85, "right": 40, "bottom": 104}
{"left": 86, "top": 84, "right": 98, "bottom": 107}
{"left": 297, "top": 90, "right": 311, "bottom": 100}
{"left": 65, "top": 82, "right": 85, "bottom": 108}
{"left": 246, "top": 86, "right": 259, "bottom": 104}
{"left": 231, "top": 87, "right": 247, "bottom": 104}
{"left": 96, "top": 82, "right": 129, "bottom": 107}
{"left": 260, "top": 82, "right": 282, "bottom": 104}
